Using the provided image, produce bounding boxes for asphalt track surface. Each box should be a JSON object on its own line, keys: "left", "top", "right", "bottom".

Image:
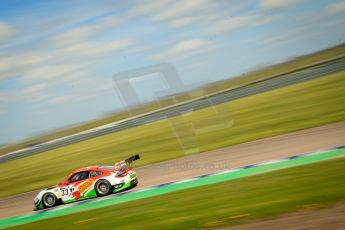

{"left": 1, "top": 121, "right": 345, "bottom": 220}
{"left": 1, "top": 58, "right": 345, "bottom": 163}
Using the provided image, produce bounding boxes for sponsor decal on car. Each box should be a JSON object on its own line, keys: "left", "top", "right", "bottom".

{"left": 78, "top": 178, "right": 94, "bottom": 194}
{"left": 72, "top": 191, "right": 81, "bottom": 200}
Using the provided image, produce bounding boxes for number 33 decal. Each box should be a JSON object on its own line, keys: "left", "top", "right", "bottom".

{"left": 61, "top": 186, "right": 76, "bottom": 196}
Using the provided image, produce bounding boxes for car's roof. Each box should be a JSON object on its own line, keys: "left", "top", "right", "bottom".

{"left": 71, "top": 165, "right": 117, "bottom": 174}
{"left": 72, "top": 165, "right": 100, "bottom": 173}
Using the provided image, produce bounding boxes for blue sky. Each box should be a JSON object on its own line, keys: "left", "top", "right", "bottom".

{"left": 0, "top": 0, "right": 345, "bottom": 145}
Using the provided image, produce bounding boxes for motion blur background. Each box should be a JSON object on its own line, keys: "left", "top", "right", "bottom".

{"left": 1, "top": 1, "right": 345, "bottom": 229}
{"left": 1, "top": 0, "right": 345, "bottom": 145}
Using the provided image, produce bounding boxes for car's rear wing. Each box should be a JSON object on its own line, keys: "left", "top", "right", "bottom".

{"left": 114, "top": 154, "right": 140, "bottom": 171}
{"left": 125, "top": 154, "right": 140, "bottom": 165}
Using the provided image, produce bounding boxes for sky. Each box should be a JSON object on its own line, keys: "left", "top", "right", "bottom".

{"left": 0, "top": 0, "right": 345, "bottom": 145}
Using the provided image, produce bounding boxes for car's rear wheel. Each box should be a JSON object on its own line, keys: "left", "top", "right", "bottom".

{"left": 42, "top": 192, "right": 57, "bottom": 208}
{"left": 95, "top": 180, "right": 112, "bottom": 196}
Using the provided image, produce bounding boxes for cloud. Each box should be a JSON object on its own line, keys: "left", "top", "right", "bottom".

{"left": 152, "top": 0, "right": 208, "bottom": 21}
{"left": 48, "top": 27, "right": 96, "bottom": 47}
{"left": 130, "top": 0, "right": 173, "bottom": 17}
{"left": 1, "top": 65, "right": 112, "bottom": 106}
{"left": 131, "top": 0, "right": 215, "bottom": 28}
{"left": 169, "top": 16, "right": 199, "bottom": 28}
{"left": 21, "top": 64, "right": 82, "bottom": 83}
{"left": 132, "top": 0, "right": 213, "bottom": 21}
{"left": 49, "top": 95, "right": 74, "bottom": 104}
{"left": 47, "top": 39, "right": 131, "bottom": 65}
{"left": 48, "top": 15, "right": 123, "bottom": 47}
{"left": 0, "top": 83, "right": 49, "bottom": 103}
{"left": 0, "top": 107, "right": 4, "bottom": 115}
{"left": 0, "top": 39, "right": 131, "bottom": 84}
{"left": 209, "top": 14, "right": 274, "bottom": 34}
{"left": 48, "top": 70, "right": 113, "bottom": 105}
{"left": 0, "top": 51, "right": 52, "bottom": 81}
{"left": 259, "top": 5, "right": 345, "bottom": 51}
{"left": 22, "top": 83, "right": 48, "bottom": 94}
{"left": 0, "top": 61, "right": 12, "bottom": 80}
{"left": 0, "top": 22, "right": 15, "bottom": 40}
{"left": 261, "top": 0, "right": 303, "bottom": 9}
{"left": 131, "top": 1, "right": 274, "bottom": 34}
{"left": 0, "top": 29, "right": 131, "bottom": 105}
{"left": 326, "top": 2, "right": 345, "bottom": 14}
{"left": 150, "top": 39, "right": 213, "bottom": 61}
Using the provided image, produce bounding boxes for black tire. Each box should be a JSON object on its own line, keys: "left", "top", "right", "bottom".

{"left": 42, "top": 192, "right": 57, "bottom": 208}
{"left": 131, "top": 178, "right": 138, "bottom": 188}
{"left": 95, "top": 180, "right": 112, "bottom": 196}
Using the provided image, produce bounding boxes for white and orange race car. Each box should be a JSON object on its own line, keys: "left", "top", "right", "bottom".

{"left": 33, "top": 155, "right": 139, "bottom": 210}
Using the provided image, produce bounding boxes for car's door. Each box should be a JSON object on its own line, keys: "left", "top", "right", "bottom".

{"left": 60, "top": 171, "right": 90, "bottom": 202}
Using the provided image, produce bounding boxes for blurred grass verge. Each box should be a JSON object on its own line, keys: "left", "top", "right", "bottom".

{"left": 0, "top": 70, "right": 345, "bottom": 198}
{"left": 1, "top": 44, "right": 345, "bottom": 156}
{"left": 8, "top": 156, "right": 345, "bottom": 230}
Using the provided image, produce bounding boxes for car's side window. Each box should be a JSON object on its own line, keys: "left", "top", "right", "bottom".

{"left": 89, "top": 171, "right": 103, "bottom": 178}
{"left": 69, "top": 171, "right": 89, "bottom": 183}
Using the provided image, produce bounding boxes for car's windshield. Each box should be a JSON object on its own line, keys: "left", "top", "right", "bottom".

{"left": 69, "top": 171, "right": 89, "bottom": 182}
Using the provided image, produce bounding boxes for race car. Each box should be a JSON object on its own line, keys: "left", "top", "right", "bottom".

{"left": 34, "top": 154, "right": 140, "bottom": 210}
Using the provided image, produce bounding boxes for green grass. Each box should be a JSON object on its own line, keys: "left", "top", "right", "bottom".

{"left": 1, "top": 44, "right": 344, "bottom": 156}
{"left": 1, "top": 71, "right": 345, "bottom": 198}
{"left": 8, "top": 156, "right": 345, "bottom": 230}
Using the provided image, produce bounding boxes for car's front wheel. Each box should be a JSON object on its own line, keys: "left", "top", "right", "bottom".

{"left": 42, "top": 192, "right": 57, "bottom": 208}
{"left": 95, "top": 180, "right": 112, "bottom": 196}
